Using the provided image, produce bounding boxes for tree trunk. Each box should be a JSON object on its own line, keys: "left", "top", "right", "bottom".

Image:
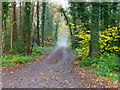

{"left": 2, "top": 2, "right": 9, "bottom": 53}
{"left": 102, "top": 2, "right": 111, "bottom": 29}
{"left": 30, "top": 3, "right": 35, "bottom": 54}
{"left": 24, "top": 2, "right": 32, "bottom": 55}
{"left": 71, "top": 4, "right": 78, "bottom": 49}
{"left": 0, "top": 3, "right": 2, "bottom": 56}
{"left": 89, "top": 2, "right": 100, "bottom": 58}
{"left": 36, "top": 2, "right": 40, "bottom": 46}
{"left": 54, "top": 22, "right": 59, "bottom": 45}
{"left": 12, "top": 2, "right": 17, "bottom": 52}
{"left": 41, "top": 2, "right": 46, "bottom": 47}
{"left": 19, "top": 2, "right": 22, "bottom": 40}
{"left": 61, "top": 9, "right": 73, "bottom": 48}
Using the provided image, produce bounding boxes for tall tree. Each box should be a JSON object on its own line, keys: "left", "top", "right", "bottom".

{"left": 102, "top": 2, "right": 111, "bottom": 29}
{"left": 0, "top": 3, "right": 2, "bottom": 56}
{"left": 41, "top": 2, "right": 46, "bottom": 46}
{"left": 89, "top": 2, "right": 100, "bottom": 58}
{"left": 59, "top": 8, "right": 73, "bottom": 47}
{"left": 19, "top": 2, "right": 22, "bottom": 39}
{"left": 54, "top": 21, "right": 59, "bottom": 45}
{"left": 70, "top": 3, "right": 78, "bottom": 49}
{"left": 24, "top": 2, "right": 32, "bottom": 55}
{"left": 36, "top": 2, "right": 40, "bottom": 46}
{"left": 2, "top": 2, "right": 9, "bottom": 53}
{"left": 12, "top": 2, "right": 17, "bottom": 52}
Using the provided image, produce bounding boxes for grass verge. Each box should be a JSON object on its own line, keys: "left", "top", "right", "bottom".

{"left": 1, "top": 46, "right": 53, "bottom": 67}
{"left": 74, "top": 53, "right": 120, "bottom": 81}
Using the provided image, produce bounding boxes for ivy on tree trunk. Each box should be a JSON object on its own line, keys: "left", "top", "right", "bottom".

{"left": 89, "top": 2, "right": 100, "bottom": 58}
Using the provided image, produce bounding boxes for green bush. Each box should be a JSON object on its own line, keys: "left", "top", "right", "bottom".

{"left": 2, "top": 54, "right": 35, "bottom": 67}
{"left": 79, "top": 53, "right": 120, "bottom": 81}
{"left": 32, "top": 46, "right": 43, "bottom": 54}
{"left": 1, "top": 46, "right": 53, "bottom": 67}
{"left": 32, "top": 46, "right": 52, "bottom": 55}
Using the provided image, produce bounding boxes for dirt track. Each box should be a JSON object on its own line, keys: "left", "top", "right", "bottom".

{"left": 2, "top": 47, "right": 105, "bottom": 88}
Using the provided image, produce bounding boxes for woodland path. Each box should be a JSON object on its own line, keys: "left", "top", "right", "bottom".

{"left": 2, "top": 47, "right": 105, "bottom": 88}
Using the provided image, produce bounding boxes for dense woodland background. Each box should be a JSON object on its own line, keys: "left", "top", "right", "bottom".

{"left": 1, "top": 2, "right": 120, "bottom": 81}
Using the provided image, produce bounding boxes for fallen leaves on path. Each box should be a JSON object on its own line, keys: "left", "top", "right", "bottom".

{"left": 73, "top": 65, "right": 118, "bottom": 88}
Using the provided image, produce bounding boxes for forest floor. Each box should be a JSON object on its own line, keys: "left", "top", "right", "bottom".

{"left": 2, "top": 47, "right": 118, "bottom": 88}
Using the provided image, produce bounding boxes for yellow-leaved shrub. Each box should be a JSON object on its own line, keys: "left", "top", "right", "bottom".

{"left": 74, "top": 23, "right": 120, "bottom": 56}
